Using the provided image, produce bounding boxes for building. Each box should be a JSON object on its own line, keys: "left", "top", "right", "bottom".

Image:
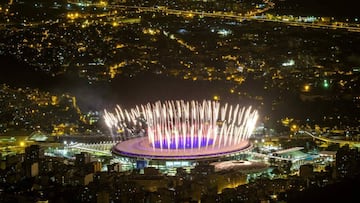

{"left": 75, "top": 152, "right": 91, "bottom": 167}
{"left": 336, "top": 145, "right": 360, "bottom": 178}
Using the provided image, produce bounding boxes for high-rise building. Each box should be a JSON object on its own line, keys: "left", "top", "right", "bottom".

{"left": 25, "top": 144, "right": 44, "bottom": 163}
{"left": 336, "top": 145, "right": 360, "bottom": 178}
{"left": 23, "top": 145, "right": 43, "bottom": 177}
{"left": 75, "top": 152, "right": 91, "bottom": 167}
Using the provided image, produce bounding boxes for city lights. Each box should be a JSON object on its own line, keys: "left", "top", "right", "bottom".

{"left": 1, "top": 0, "right": 360, "bottom": 202}
{"left": 303, "top": 84, "right": 310, "bottom": 92}
{"left": 323, "top": 79, "right": 329, "bottom": 88}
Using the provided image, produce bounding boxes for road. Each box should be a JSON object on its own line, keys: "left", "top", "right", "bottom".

{"left": 301, "top": 130, "right": 360, "bottom": 147}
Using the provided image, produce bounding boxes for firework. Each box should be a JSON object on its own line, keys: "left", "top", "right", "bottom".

{"left": 104, "top": 100, "right": 258, "bottom": 151}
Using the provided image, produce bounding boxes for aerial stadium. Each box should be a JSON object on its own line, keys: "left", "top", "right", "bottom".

{"left": 104, "top": 100, "right": 259, "bottom": 164}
